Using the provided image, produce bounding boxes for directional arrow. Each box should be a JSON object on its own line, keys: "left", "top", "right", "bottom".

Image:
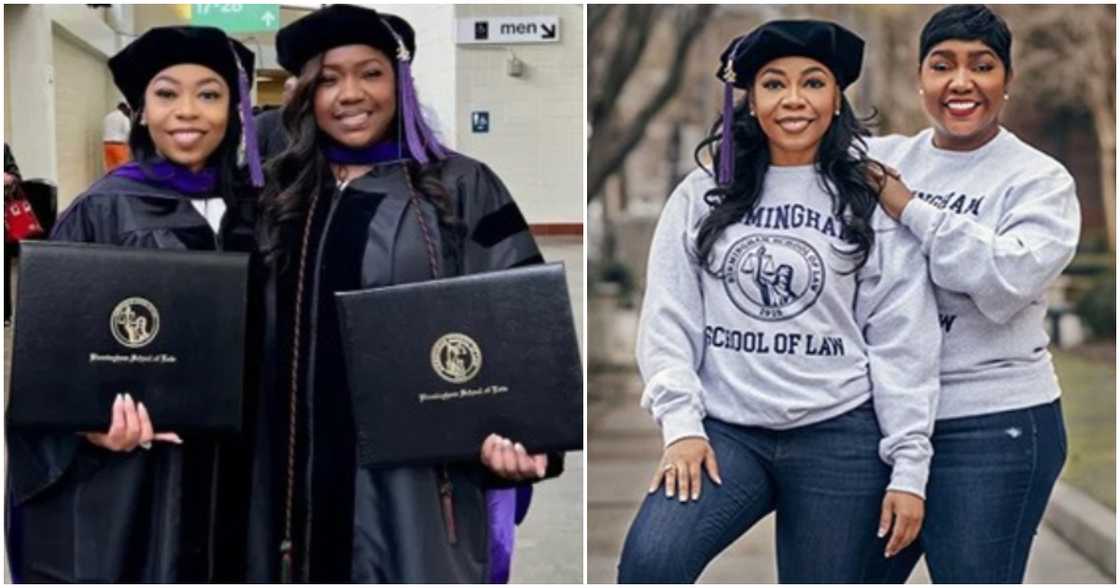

{"left": 541, "top": 23, "right": 557, "bottom": 39}
{"left": 261, "top": 11, "right": 275, "bottom": 27}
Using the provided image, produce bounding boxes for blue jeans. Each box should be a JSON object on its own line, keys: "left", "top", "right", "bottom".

{"left": 617, "top": 402, "right": 892, "bottom": 583}
{"left": 870, "top": 400, "right": 1067, "bottom": 583}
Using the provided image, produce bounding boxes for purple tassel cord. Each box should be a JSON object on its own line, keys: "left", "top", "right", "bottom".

{"left": 231, "top": 42, "right": 264, "bottom": 188}
{"left": 381, "top": 15, "right": 448, "bottom": 166}
{"left": 719, "top": 81, "right": 734, "bottom": 186}
{"left": 237, "top": 67, "right": 264, "bottom": 187}
{"left": 397, "top": 58, "right": 447, "bottom": 165}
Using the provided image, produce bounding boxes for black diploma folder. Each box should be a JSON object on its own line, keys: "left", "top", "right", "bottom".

{"left": 7, "top": 241, "right": 249, "bottom": 433}
{"left": 336, "top": 262, "right": 583, "bottom": 466}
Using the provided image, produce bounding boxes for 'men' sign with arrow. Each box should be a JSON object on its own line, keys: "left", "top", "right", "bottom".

{"left": 192, "top": 4, "right": 279, "bottom": 34}
{"left": 457, "top": 16, "right": 560, "bottom": 45}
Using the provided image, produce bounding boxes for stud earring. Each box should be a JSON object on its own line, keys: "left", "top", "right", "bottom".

{"left": 918, "top": 88, "right": 925, "bottom": 95}
{"left": 1004, "top": 93, "right": 1010, "bottom": 101}
{"left": 749, "top": 110, "right": 756, "bottom": 117}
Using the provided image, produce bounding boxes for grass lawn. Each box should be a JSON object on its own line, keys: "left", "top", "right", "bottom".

{"left": 1052, "top": 346, "right": 1116, "bottom": 510}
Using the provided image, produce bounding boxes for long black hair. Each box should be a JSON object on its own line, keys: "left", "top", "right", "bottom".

{"left": 126, "top": 92, "right": 244, "bottom": 205}
{"left": 257, "top": 52, "right": 463, "bottom": 272}
{"left": 693, "top": 94, "right": 883, "bottom": 274}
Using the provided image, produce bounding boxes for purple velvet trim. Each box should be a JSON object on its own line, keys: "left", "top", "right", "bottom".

{"left": 719, "top": 81, "right": 734, "bottom": 185}
{"left": 232, "top": 45, "right": 264, "bottom": 188}
{"left": 487, "top": 488, "right": 517, "bottom": 584}
{"left": 514, "top": 484, "right": 533, "bottom": 525}
{"left": 110, "top": 161, "right": 217, "bottom": 194}
{"left": 322, "top": 139, "right": 404, "bottom": 165}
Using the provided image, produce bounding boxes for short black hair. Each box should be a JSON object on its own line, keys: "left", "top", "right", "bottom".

{"left": 919, "top": 5, "right": 1012, "bottom": 73}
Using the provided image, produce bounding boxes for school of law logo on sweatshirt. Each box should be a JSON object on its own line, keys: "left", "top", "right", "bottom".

{"left": 721, "top": 234, "right": 824, "bottom": 321}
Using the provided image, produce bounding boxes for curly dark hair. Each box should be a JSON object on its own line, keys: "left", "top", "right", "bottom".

{"left": 693, "top": 94, "right": 884, "bottom": 275}
{"left": 257, "top": 52, "right": 464, "bottom": 272}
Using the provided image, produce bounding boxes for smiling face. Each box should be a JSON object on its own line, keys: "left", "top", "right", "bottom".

{"left": 919, "top": 39, "right": 1011, "bottom": 151}
{"left": 143, "top": 64, "right": 230, "bottom": 172}
{"left": 313, "top": 44, "right": 397, "bottom": 148}
{"left": 750, "top": 56, "right": 840, "bottom": 166}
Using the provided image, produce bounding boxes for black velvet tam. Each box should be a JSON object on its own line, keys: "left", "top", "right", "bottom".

{"left": 108, "top": 26, "right": 255, "bottom": 110}
{"left": 717, "top": 20, "right": 864, "bottom": 89}
{"left": 276, "top": 4, "right": 415, "bottom": 75}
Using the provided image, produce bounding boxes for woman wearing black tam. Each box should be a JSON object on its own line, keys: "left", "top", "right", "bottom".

{"left": 618, "top": 20, "right": 940, "bottom": 582}
{"left": 5, "top": 26, "right": 260, "bottom": 582}
{"left": 866, "top": 5, "right": 1078, "bottom": 583}
{"left": 250, "top": 4, "right": 562, "bottom": 582}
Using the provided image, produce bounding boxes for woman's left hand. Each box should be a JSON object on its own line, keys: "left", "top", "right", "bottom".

{"left": 480, "top": 434, "right": 548, "bottom": 481}
{"left": 868, "top": 162, "right": 913, "bottom": 221}
{"left": 879, "top": 490, "right": 925, "bottom": 558}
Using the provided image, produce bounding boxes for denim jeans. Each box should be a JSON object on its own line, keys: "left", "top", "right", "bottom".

{"left": 617, "top": 402, "right": 892, "bottom": 583}
{"left": 870, "top": 400, "right": 1067, "bottom": 583}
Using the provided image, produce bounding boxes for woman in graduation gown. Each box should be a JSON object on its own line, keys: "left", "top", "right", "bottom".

{"left": 5, "top": 27, "right": 263, "bottom": 582}
{"left": 250, "top": 5, "right": 563, "bottom": 582}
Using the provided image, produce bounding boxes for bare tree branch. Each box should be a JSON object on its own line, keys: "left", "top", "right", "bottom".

{"left": 587, "top": 5, "right": 614, "bottom": 44}
{"left": 590, "top": 5, "right": 658, "bottom": 129}
{"left": 588, "top": 5, "right": 715, "bottom": 201}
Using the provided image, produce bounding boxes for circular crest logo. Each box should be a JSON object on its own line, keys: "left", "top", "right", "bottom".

{"left": 721, "top": 234, "right": 825, "bottom": 321}
{"left": 110, "top": 297, "right": 160, "bottom": 348}
{"left": 431, "top": 333, "right": 483, "bottom": 384}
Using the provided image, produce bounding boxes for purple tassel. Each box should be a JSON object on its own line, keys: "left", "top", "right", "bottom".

{"left": 719, "top": 81, "right": 734, "bottom": 186}
{"left": 236, "top": 66, "right": 264, "bottom": 188}
{"left": 382, "top": 16, "right": 448, "bottom": 166}
{"left": 397, "top": 59, "right": 431, "bottom": 165}
{"left": 397, "top": 59, "right": 449, "bottom": 164}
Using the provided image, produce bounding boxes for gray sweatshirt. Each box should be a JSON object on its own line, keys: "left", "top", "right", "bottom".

{"left": 867, "top": 128, "right": 1081, "bottom": 420}
{"left": 637, "top": 165, "right": 940, "bottom": 497}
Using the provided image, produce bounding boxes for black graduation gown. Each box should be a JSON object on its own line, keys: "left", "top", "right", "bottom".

{"left": 247, "top": 154, "right": 564, "bottom": 583}
{"left": 254, "top": 108, "right": 289, "bottom": 163}
{"left": 5, "top": 174, "right": 258, "bottom": 582}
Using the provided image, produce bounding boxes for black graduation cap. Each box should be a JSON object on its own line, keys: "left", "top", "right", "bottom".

{"left": 276, "top": 4, "right": 415, "bottom": 75}
{"left": 717, "top": 20, "right": 864, "bottom": 90}
{"left": 275, "top": 4, "right": 447, "bottom": 165}
{"left": 107, "top": 26, "right": 264, "bottom": 187}
{"left": 108, "top": 26, "right": 255, "bottom": 111}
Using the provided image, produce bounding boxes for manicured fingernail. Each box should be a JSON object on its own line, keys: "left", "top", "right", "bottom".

{"left": 714, "top": 476, "right": 723, "bottom": 485}
{"left": 692, "top": 491, "right": 699, "bottom": 501}
{"left": 514, "top": 442, "right": 527, "bottom": 454}
{"left": 537, "top": 464, "right": 546, "bottom": 478}
{"left": 884, "top": 550, "right": 892, "bottom": 558}
{"left": 877, "top": 527, "right": 887, "bottom": 538}
{"left": 665, "top": 487, "right": 673, "bottom": 498}
{"left": 124, "top": 393, "right": 134, "bottom": 404}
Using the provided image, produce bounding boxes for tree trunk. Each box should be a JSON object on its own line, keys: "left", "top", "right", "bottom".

{"left": 1091, "top": 98, "right": 1116, "bottom": 252}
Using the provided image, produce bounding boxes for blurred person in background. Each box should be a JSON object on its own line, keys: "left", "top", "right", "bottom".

{"left": 5, "top": 142, "right": 22, "bottom": 326}
{"left": 102, "top": 101, "right": 132, "bottom": 171}
{"left": 256, "top": 74, "right": 298, "bottom": 160}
